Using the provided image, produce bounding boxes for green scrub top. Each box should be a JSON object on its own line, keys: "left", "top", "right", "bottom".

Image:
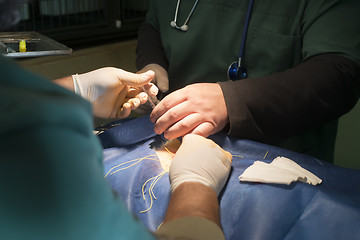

{"left": 146, "top": 0, "right": 359, "bottom": 89}
{"left": 0, "top": 57, "right": 155, "bottom": 240}
{"left": 144, "top": 0, "right": 360, "bottom": 162}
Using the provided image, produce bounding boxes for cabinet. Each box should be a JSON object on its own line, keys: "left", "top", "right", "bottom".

{"left": 11, "top": 0, "right": 149, "bottom": 47}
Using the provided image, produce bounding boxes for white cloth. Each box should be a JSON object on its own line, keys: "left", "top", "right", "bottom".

{"left": 239, "top": 156, "right": 322, "bottom": 185}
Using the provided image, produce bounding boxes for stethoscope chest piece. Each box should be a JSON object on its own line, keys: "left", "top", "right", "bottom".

{"left": 227, "top": 61, "right": 248, "bottom": 80}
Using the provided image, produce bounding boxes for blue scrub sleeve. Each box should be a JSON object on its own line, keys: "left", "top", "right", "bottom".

{"left": 0, "top": 57, "right": 156, "bottom": 240}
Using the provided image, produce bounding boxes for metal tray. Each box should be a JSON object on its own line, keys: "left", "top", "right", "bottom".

{"left": 0, "top": 31, "right": 72, "bottom": 58}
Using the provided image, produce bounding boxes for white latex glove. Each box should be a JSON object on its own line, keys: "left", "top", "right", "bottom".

{"left": 135, "top": 64, "right": 169, "bottom": 114}
{"left": 138, "top": 63, "right": 169, "bottom": 93}
{"left": 169, "top": 134, "right": 232, "bottom": 195}
{"left": 72, "top": 67, "right": 157, "bottom": 119}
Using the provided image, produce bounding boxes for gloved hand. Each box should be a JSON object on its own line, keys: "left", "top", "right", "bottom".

{"left": 169, "top": 134, "right": 232, "bottom": 195}
{"left": 138, "top": 63, "right": 169, "bottom": 93}
{"left": 72, "top": 67, "right": 157, "bottom": 118}
{"left": 135, "top": 64, "right": 169, "bottom": 114}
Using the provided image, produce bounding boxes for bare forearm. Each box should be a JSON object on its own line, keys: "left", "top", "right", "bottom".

{"left": 53, "top": 76, "right": 74, "bottom": 92}
{"left": 164, "top": 182, "right": 221, "bottom": 227}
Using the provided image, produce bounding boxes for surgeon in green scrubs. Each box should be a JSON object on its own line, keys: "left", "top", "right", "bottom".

{"left": 137, "top": 0, "right": 360, "bottom": 163}
{"left": 0, "top": 1, "right": 232, "bottom": 239}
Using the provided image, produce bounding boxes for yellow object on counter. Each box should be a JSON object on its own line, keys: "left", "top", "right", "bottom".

{"left": 19, "top": 40, "right": 26, "bottom": 52}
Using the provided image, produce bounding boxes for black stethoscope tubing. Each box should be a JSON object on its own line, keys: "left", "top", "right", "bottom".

{"left": 228, "top": 0, "right": 255, "bottom": 80}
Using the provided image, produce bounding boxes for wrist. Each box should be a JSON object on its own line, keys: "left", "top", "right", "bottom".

{"left": 72, "top": 74, "right": 81, "bottom": 95}
{"left": 52, "top": 76, "right": 75, "bottom": 92}
{"left": 171, "top": 177, "right": 212, "bottom": 194}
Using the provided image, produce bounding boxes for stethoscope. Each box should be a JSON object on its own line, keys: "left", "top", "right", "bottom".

{"left": 228, "top": 0, "right": 254, "bottom": 80}
{"left": 170, "top": 0, "right": 199, "bottom": 32}
{"left": 170, "top": 0, "right": 255, "bottom": 81}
